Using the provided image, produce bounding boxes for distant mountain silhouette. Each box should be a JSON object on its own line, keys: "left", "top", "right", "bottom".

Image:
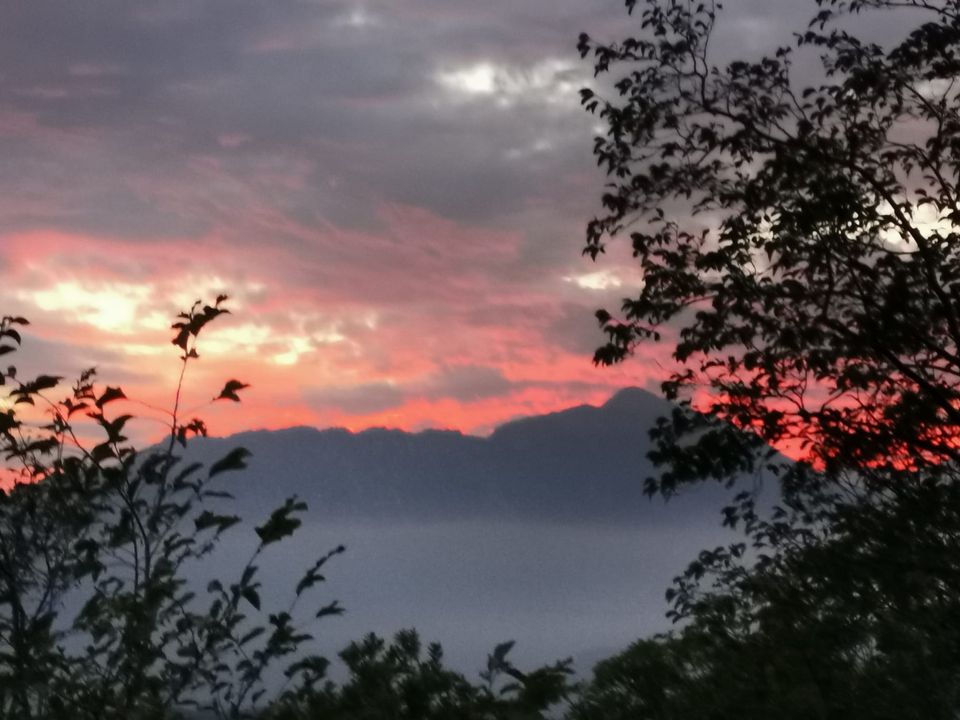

{"left": 188, "top": 387, "right": 736, "bottom": 524}
{"left": 172, "top": 387, "right": 767, "bottom": 676}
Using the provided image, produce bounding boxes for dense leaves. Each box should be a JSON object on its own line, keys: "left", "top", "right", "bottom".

{"left": 580, "top": 0, "right": 960, "bottom": 486}
{"left": 267, "top": 630, "right": 573, "bottom": 720}
{"left": 574, "top": 0, "right": 960, "bottom": 717}
{"left": 570, "top": 466, "right": 960, "bottom": 719}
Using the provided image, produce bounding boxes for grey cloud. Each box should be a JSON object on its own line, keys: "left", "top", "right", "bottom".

{"left": 306, "top": 382, "right": 406, "bottom": 415}
{"left": 304, "top": 364, "right": 618, "bottom": 419}
{"left": 0, "top": 0, "right": 614, "bottom": 242}
{"left": 7, "top": 332, "right": 154, "bottom": 387}
{"left": 304, "top": 365, "right": 513, "bottom": 417}
{"left": 547, "top": 302, "right": 606, "bottom": 357}
{"left": 424, "top": 364, "right": 512, "bottom": 402}
{"left": 0, "top": 0, "right": 917, "bottom": 312}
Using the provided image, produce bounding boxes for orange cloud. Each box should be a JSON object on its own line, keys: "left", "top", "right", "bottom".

{"left": 0, "top": 198, "right": 671, "bottom": 446}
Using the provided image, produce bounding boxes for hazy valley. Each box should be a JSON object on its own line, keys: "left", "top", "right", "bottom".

{"left": 184, "top": 388, "right": 749, "bottom": 676}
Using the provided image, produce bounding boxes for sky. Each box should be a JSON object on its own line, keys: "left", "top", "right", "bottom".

{"left": 0, "top": 0, "right": 814, "bottom": 439}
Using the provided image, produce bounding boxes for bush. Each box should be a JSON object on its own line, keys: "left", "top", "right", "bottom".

{"left": 0, "top": 299, "right": 343, "bottom": 720}
{"left": 268, "top": 631, "right": 573, "bottom": 720}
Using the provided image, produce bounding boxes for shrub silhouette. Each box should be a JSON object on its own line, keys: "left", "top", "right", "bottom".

{"left": 0, "top": 299, "right": 342, "bottom": 719}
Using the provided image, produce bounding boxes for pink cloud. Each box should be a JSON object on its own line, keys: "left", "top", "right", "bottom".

{"left": 0, "top": 202, "right": 668, "bottom": 444}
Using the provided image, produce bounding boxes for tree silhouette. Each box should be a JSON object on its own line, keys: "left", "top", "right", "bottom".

{"left": 574, "top": 1, "right": 960, "bottom": 716}
{"left": 579, "top": 0, "right": 960, "bottom": 491}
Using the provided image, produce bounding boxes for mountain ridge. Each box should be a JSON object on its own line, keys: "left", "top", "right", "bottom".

{"left": 219, "top": 386, "right": 666, "bottom": 443}
{"left": 173, "top": 386, "right": 754, "bottom": 675}
{"left": 187, "top": 387, "right": 735, "bottom": 525}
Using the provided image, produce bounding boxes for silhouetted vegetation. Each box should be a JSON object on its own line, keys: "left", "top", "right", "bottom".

{"left": 574, "top": 0, "right": 960, "bottom": 716}
{"left": 266, "top": 632, "right": 572, "bottom": 720}
{"left": 581, "top": 0, "right": 960, "bottom": 487}
{"left": 0, "top": 305, "right": 573, "bottom": 719}
{"left": 5, "top": 0, "right": 960, "bottom": 717}
{"left": 0, "top": 300, "right": 346, "bottom": 719}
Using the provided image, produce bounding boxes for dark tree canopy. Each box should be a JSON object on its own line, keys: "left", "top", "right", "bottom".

{"left": 579, "top": 0, "right": 960, "bottom": 488}
{"left": 574, "top": 2, "right": 960, "bottom": 716}
{"left": 568, "top": 469, "right": 960, "bottom": 719}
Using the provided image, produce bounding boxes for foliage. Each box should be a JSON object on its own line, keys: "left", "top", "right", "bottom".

{"left": 579, "top": 0, "right": 960, "bottom": 489}
{"left": 0, "top": 300, "right": 343, "bottom": 720}
{"left": 571, "top": 465, "right": 960, "bottom": 719}
{"left": 266, "top": 630, "right": 574, "bottom": 720}
{"left": 575, "top": 1, "right": 960, "bottom": 717}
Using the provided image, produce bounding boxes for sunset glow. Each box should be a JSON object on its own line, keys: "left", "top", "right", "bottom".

{"left": 0, "top": 5, "right": 664, "bottom": 442}
{"left": 0, "top": 222, "right": 664, "bottom": 442}
{"left": 0, "top": 0, "right": 797, "bottom": 443}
